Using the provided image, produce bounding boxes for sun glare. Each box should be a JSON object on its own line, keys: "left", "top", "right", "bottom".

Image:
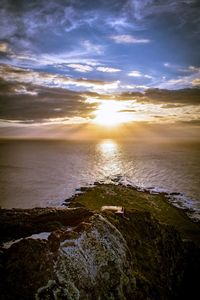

{"left": 93, "top": 100, "right": 133, "bottom": 127}
{"left": 99, "top": 139, "right": 118, "bottom": 154}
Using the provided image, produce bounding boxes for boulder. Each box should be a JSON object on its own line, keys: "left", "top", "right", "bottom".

{"left": 0, "top": 207, "right": 199, "bottom": 299}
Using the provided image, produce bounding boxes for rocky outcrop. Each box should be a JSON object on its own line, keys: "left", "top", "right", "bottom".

{"left": 37, "top": 214, "right": 136, "bottom": 300}
{"left": 0, "top": 238, "right": 54, "bottom": 300}
{"left": 0, "top": 207, "right": 199, "bottom": 300}
{"left": 0, "top": 207, "right": 93, "bottom": 243}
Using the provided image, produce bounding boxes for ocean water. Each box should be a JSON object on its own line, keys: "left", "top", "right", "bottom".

{"left": 0, "top": 139, "right": 200, "bottom": 219}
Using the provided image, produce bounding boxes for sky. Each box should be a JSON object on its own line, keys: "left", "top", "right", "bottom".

{"left": 0, "top": 0, "right": 200, "bottom": 139}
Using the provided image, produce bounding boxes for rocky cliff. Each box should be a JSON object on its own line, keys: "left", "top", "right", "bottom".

{"left": 0, "top": 202, "right": 200, "bottom": 300}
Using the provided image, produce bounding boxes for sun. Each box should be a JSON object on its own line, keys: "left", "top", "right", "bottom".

{"left": 93, "top": 100, "right": 132, "bottom": 127}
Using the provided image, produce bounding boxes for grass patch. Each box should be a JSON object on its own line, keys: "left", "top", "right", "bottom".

{"left": 69, "top": 184, "right": 200, "bottom": 245}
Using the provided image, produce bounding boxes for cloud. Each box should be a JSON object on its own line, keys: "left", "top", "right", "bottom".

{"left": 0, "top": 74, "right": 199, "bottom": 135}
{"left": 0, "top": 0, "right": 199, "bottom": 137}
{"left": 141, "top": 88, "right": 200, "bottom": 106}
{"left": 0, "top": 63, "right": 124, "bottom": 108}
{"left": 0, "top": 78, "right": 97, "bottom": 123}
{"left": 96, "top": 66, "right": 121, "bottom": 73}
{"left": 178, "top": 119, "right": 200, "bottom": 126}
{"left": 189, "top": 66, "right": 200, "bottom": 72}
{"left": 82, "top": 40, "right": 103, "bottom": 55}
{"left": 110, "top": 34, "right": 150, "bottom": 44}
{"left": 159, "top": 77, "right": 199, "bottom": 90}
{"left": 0, "top": 0, "right": 199, "bottom": 58}
{"left": 192, "top": 78, "right": 200, "bottom": 85}
{"left": 0, "top": 64, "right": 119, "bottom": 93}
{"left": 106, "top": 17, "right": 135, "bottom": 30}
{"left": 126, "top": 0, "right": 177, "bottom": 20}
{"left": 125, "top": 0, "right": 199, "bottom": 22}
{"left": 0, "top": 42, "right": 11, "bottom": 54}
{"left": 117, "top": 87, "right": 200, "bottom": 107}
{"left": 164, "top": 63, "right": 200, "bottom": 75}
{"left": 128, "top": 70, "right": 152, "bottom": 79}
{"left": 128, "top": 70, "right": 142, "bottom": 77}
{"left": 11, "top": 51, "right": 100, "bottom": 69}
{"left": 0, "top": 1, "right": 199, "bottom": 93}
{"left": 144, "top": 74, "right": 152, "bottom": 79}
{"left": 67, "top": 64, "right": 93, "bottom": 73}
{"left": 0, "top": 1, "right": 83, "bottom": 40}
{"left": 158, "top": 65, "right": 200, "bottom": 89}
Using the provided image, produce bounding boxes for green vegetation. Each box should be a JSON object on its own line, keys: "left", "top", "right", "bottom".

{"left": 69, "top": 184, "right": 200, "bottom": 245}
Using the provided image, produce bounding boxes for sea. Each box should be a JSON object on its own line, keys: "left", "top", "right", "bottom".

{"left": 0, "top": 139, "right": 200, "bottom": 221}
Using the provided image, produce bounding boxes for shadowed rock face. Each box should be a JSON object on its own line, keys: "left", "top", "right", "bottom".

{"left": 1, "top": 239, "right": 54, "bottom": 300}
{"left": 0, "top": 208, "right": 199, "bottom": 300}
{"left": 0, "top": 207, "right": 93, "bottom": 243}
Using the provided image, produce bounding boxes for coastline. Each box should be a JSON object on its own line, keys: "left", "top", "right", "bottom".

{"left": 66, "top": 182, "right": 200, "bottom": 245}
{"left": 1, "top": 139, "right": 199, "bottom": 212}
{"left": 69, "top": 176, "right": 200, "bottom": 223}
{"left": 0, "top": 183, "right": 200, "bottom": 299}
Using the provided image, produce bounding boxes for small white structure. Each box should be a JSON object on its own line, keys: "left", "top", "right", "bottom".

{"left": 101, "top": 206, "right": 124, "bottom": 216}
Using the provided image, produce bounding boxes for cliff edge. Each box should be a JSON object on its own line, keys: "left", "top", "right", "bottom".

{"left": 0, "top": 184, "right": 200, "bottom": 300}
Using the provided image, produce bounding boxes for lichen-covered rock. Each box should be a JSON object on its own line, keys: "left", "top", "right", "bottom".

{"left": 36, "top": 214, "right": 136, "bottom": 300}
{"left": 0, "top": 207, "right": 199, "bottom": 300}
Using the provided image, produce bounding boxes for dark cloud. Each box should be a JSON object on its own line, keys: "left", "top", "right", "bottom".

{"left": 0, "top": 79, "right": 97, "bottom": 122}
{"left": 0, "top": 0, "right": 200, "bottom": 135}
{"left": 153, "top": 115, "right": 164, "bottom": 118}
{"left": 0, "top": 0, "right": 199, "bottom": 88}
{"left": 119, "top": 88, "right": 200, "bottom": 106}
{"left": 125, "top": 0, "right": 200, "bottom": 31}
{"left": 144, "top": 88, "right": 200, "bottom": 106}
{"left": 161, "top": 104, "right": 185, "bottom": 109}
{"left": 0, "top": 62, "right": 199, "bottom": 127}
{"left": 177, "top": 119, "right": 200, "bottom": 126}
{"left": 119, "top": 109, "right": 136, "bottom": 113}
{"left": 0, "top": 0, "right": 111, "bottom": 52}
{"left": 1, "top": 0, "right": 199, "bottom": 49}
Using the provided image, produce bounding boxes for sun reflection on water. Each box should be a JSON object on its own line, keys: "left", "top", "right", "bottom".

{"left": 97, "top": 139, "right": 122, "bottom": 177}
{"left": 99, "top": 139, "right": 118, "bottom": 155}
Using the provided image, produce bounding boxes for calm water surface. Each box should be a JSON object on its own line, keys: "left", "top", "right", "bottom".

{"left": 0, "top": 139, "right": 199, "bottom": 215}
